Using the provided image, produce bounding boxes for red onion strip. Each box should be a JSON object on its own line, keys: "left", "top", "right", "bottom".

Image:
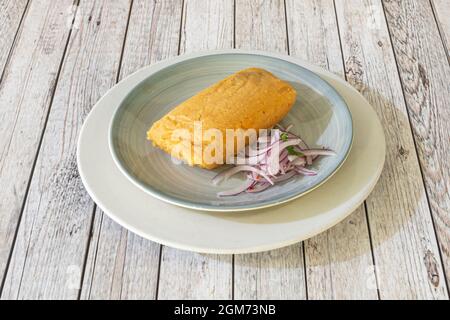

{"left": 214, "top": 125, "right": 335, "bottom": 196}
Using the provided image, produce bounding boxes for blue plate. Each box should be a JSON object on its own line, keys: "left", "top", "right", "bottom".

{"left": 109, "top": 52, "right": 353, "bottom": 211}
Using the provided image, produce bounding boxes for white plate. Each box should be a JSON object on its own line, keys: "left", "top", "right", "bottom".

{"left": 77, "top": 50, "right": 385, "bottom": 254}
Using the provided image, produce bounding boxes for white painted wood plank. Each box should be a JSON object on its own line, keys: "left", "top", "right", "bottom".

{"left": 1, "top": 0, "right": 131, "bottom": 299}
{"left": 157, "top": 0, "right": 234, "bottom": 300}
{"left": 180, "top": 0, "right": 234, "bottom": 51}
{"left": 234, "top": 246, "right": 305, "bottom": 300}
{"left": 120, "top": 233, "right": 161, "bottom": 299}
{"left": 335, "top": 0, "right": 448, "bottom": 299}
{"left": 431, "top": 0, "right": 450, "bottom": 60}
{"left": 118, "top": 0, "right": 184, "bottom": 80}
{"left": 285, "top": 0, "right": 374, "bottom": 299}
{"left": 233, "top": 0, "right": 306, "bottom": 300}
{"left": 285, "top": 0, "right": 378, "bottom": 300}
{"left": 81, "top": 216, "right": 129, "bottom": 300}
{"left": 81, "top": 215, "right": 161, "bottom": 300}
{"left": 0, "top": 0, "right": 28, "bottom": 78}
{"left": 180, "top": 0, "right": 234, "bottom": 52}
{"left": 305, "top": 208, "right": 379, "bottom": 299}
{"left": 79, "top": 207, "right": 103, "bottom": 300}
{"left": 158, "top": 251, "right": 232, "bottom": 300}
{"left": 235, "top": 0, "right": 287, "bottom": 52}
{"left": 383, "top": 0, "right": 450, "bottom": 291}
{"left": 80, "top": 0, "right": 184, "bottom": 300}
{"left": 286, "top": 0, "right": 344, "bottom": 77}
{"left": 0, "top": 0, "right": 77, "bottom": 293}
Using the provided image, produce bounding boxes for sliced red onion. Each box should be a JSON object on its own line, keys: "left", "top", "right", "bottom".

{"left": 287, "top": 132, "right": 309, "bottom": 149}
{"left": 235, "top": 153, "right": 266, "bottom": 165}
{"left": 213, "top": 165, "right": 274, "bottom": 185}
{"left": 218, "top": 179, "right": 255, "bottom": 197}
{"left": 285, "top": 124, "right": 293, "bottom": 132}
{"left": 295, "top": 167, "right": 317, "bottom": 176}
{"left": 246, "top": 182, "right": 271, "bottom": 193}
{"left": 272, "top": 170, "right": 297, "bottom": 182}
{"left": 213, "top": 125, "right": 335, "bottom": 196}
{"left": 290, "top": 157, "right": 306, "bottom": 166}
{"left": 301, "top": 149, "right": 337, "bottom": 157}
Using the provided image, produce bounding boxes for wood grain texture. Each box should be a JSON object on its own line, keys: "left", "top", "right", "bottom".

{"left": 335, "top": 0, "right": 448, "bottom": 299}
{"left": 286, "top": 0, "right": 344, "bottom": 77}
{"left": 431, "top": 0, "right": 450, "bottom": 61}
{"left": 234, "top": 0, "right": 306, "bottom": 300}
{"left": 1, "top": 0, "right": 131, "bottom": 299}
{"left": 234, "top": 246, "right": 305, "bottom": 300}
{"left": 118, "top": 0, "right": 183, "bottom": 79}
{"left": 0, "top": 0, "right": 447, "bottom": 300}
{"left": 0, "top": 0, "right": 28, "bottom": 80}
{"left": 285, "top": 0, "right": 378, "bottom": 300}
{"left": 180, "top": 0, "right": 234, "bottom": 52}
{"left": 0, "top": 0, "right": 77, "bottom": 293}
{"left": 235, "top": 0, "right": 287, "bottom": 52}
{"left": 158, "top": 251, "right": 232, "bottom": 300}
{"left": 305, "top": 208, "right": 378, "bottom": 299}
{"left": 81, "top": 215, "right": 160, "bottom": 299}
{"left": 80, "top": 0, "right": 183, "bottom": 300}
{"left": 156, "top": 0, "right": 234, "bottom": 300}
{"left": 383, "top": 0, "right": 450, "bottom": 290}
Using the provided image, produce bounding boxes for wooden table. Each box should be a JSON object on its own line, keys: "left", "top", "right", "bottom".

{"left": 0, "top": 0, "right": 449, "bottom": 300}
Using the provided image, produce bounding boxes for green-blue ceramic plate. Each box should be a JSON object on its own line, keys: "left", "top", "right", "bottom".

{"left": 109, "top": 52, "right": 353, "bottom": 211}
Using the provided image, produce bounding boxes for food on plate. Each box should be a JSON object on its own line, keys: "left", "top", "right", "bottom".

{"left": 147, "top": 67, "right": 297, "bottom": 169}
{"left": 212, "top": 124, "right": 335, "bottom": 196}
{"left": 146, "top": 67, "right": 334, "bottom": 197}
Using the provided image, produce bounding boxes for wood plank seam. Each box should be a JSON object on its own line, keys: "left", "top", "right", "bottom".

{"left": 363, "top": 202, "right": 382, "bottom": 299}
{"left": 154, "top": 0, "right": 186, "bottom": 301}
{"left": 333, "top": 0, "right": 448, "bottom": 298}
{"left": 101, "top": 0, "right": 135, "bottom": 301}
{"left": 332, "top": 0, "right": 381, "bottom": 300}
{"left": 157, "top": 0, "right": 234, "bottom": 299}
{"left": 233, "top": 0, "right": 305, "bottom": 300}
{"left": 429, "top": 0, "right": 450, "bottom": 64}
{"left": 75, "top": 0, "right": 136, "bottom": 300}
{"left": 231, "top": 254, "right": 235, "bottom": 300}
{"left": 282, "top": 0, "right": 309, "bottom": 299}
{"left": 177, "top": 0, "right": 185, "bottom": 56}
{"left": 233, "top": 0, "right": 236, "bottom": 50}
{"left": 283, "top": 0, "right": 290, "bottom": 54}
{"left": 302, "top": 241, "right": 308, "bottom": 299}
{"left": 232, "top": 0, "right": 236, "bottom": 301}
{"left": 118, "top": 231, "right": 129, "bottom": 299}
{"left": 76, "top": 205, "right": 98, "bottom": 299}
{"left": 76, "top": 0, "right": 137, "bottom": 293}
{"left": 284, "top": 0, "right": 380, "bottom": 300}
{"left": 154, "top": 245, "right": 163, "bottom": 300}
{"left": 1, "top": 0, "right": 134, "bottom": 299}
{"left": 380, "top": 0, "right": 450, "bottom": 295}
{"left": 0, "top": 0, "right": 82, "bottom": 297}
{"left": 0, "top": 0, "right": 30, "bottom": 85}
{"left": 79, "top": 0, "right": 184, "bottom": 300}
{"left": 329, "top": 13, "right": 377, "bottom": 302}
{"left": 80, "top": 211, "right": 103, "bottom": 299}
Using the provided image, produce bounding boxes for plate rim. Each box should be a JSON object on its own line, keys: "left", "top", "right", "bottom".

{"left": 107, "top": 50, "right": 354, "bottom": 212}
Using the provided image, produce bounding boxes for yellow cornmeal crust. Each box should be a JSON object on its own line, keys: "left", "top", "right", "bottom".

{"left": 147, "top": 67, "right": 297, "bottom": 169}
